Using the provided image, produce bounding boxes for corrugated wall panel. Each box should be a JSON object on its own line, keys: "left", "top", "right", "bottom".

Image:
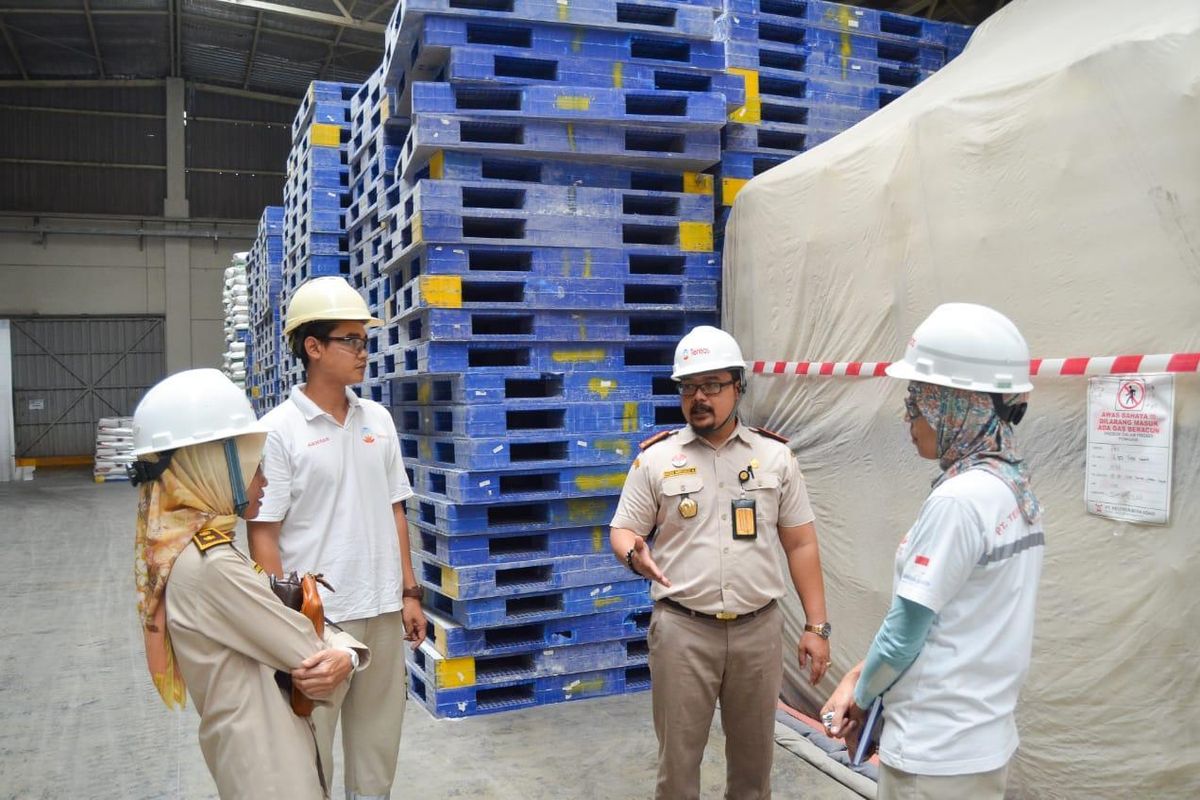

{"left": 187, "top": 171, "right": 284, "bottom": 220}
{"left": 1, "top": 109, "right": 166, "bottom": 165}
{"left": 187, "top": 118, "right": 289, "bottom": 172}
{"left": 0, "top": 163, "right": 164, "bottom": 217}
{"left": 0, "top": 86, "right": 165, "bottom": 115}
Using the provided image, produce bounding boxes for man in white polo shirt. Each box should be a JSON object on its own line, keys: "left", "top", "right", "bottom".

{"left": 249, "top": 276, "right": 425, "bottom": 800}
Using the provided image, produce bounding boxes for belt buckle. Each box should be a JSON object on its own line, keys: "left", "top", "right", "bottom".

{"left": 715, "top": 611, "right": 739, "bottom": 621}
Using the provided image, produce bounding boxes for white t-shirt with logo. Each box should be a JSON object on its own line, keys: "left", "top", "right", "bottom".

{"left": 255, "top": 385, "right": 414, "bottom": 623}
{"left": 880, "top": 469, "right": 1044, "bottom": 776}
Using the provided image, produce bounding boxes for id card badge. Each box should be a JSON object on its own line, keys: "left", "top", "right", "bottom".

{"left": 731, "top": 498, "right": 757, "bottom": 539}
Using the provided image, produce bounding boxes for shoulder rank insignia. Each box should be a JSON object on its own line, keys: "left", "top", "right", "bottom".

{"left": 639, "top": 429, "right": 680, "bottom": 451}
{"left": 750, "top": 426, "right": 790, "bottom": 445}
{"left": 192, "top": 528, "right": 234, "bottom": 553}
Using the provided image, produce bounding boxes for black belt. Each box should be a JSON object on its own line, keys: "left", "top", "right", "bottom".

{"left": 657, "top": 597, "right": 777, "bottom": 622}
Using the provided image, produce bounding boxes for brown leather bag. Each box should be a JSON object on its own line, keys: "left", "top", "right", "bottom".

{"left": 270, "top": 572, "right": 333, "bottom": 717}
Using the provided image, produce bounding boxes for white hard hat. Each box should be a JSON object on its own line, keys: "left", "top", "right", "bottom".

{"left": 132, "top": 368, "right": 269, "bottom": 456}
{"left": 886, "top": 303, "right": 1033, "bottom": 393}
{"left": 672, "top": 326, "right": 746, "bottom": 381}
{"left": 283, "top": 276, "right": 382, "bottom": 336}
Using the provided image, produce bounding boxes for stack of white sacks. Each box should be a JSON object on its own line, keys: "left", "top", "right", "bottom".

{"left": 222, "top": 252, "right": 251, "bottom": 388}
{"left": 93, "top": 416, "right": 135, "bottom": 482}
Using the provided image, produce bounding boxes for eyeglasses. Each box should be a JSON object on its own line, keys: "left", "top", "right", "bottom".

{"left": 321, "top": 335, "right": 368, "bottom": 354}
{"left": 677, "top": 379, "right": 738, "bottom": 397}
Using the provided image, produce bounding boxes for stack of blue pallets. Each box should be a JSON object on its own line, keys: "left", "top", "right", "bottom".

{"left": 246, "top": 206, "right": 285, "bottom": 416}
{"left": 714, "top": 0, "right": 971, "bottom": 239}
{"left": 279, "top": 81, "right": 358, "bottom": 390}
{"left": 372, "top": 0, "right": 731, "bottom": 719}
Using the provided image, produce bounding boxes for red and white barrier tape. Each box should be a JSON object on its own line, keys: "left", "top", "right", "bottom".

{"left": 749, "top": 353, "right": 1200, "bottom": 377}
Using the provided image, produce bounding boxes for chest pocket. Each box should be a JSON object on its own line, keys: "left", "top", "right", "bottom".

{"left": 739, "top": 473, "right": 780, "bottom": 528}
{"left": 661, "top": 473, "right": 704, "bottom": 521}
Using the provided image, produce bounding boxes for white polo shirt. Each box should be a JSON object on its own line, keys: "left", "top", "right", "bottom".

{"left": 255, "top": 385, "right": 414, "bottom": 623}
{"left": 880, "top": 469, "right": 1044, "bottom": 776}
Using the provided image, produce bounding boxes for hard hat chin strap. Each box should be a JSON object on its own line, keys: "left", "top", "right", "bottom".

{"left": 127, "top": 450, "right": 175, "bottom": 486}
{"left": 991, "top": 393, "right": 1027, "bottom": 426}
{"left": 223, "top": 438, "right": 249, "bottom": 516}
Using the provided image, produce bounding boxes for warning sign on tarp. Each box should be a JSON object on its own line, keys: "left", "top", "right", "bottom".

{"left": 1085, "top": 374, "right": 1174, "bottom": 524}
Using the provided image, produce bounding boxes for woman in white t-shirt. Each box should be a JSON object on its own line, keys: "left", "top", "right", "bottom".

{"left": 822, "top": 303, "right": 1045, "bottom": 800}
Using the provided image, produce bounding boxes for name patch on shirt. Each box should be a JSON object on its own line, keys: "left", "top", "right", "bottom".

{"left": 662, "top": 467, "right": 697, "bottom": 479}
{"left": 307, "top": 437, "right": 331, "bottom": 448}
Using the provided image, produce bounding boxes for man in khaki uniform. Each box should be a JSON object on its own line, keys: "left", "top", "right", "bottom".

{"left": 610, "top": 326, "right": 832, "bottom": 800}
{"left": 131, "top": 368, "right": 369, "bottom": 800}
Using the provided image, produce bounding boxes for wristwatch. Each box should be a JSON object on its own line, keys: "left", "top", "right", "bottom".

{"left": 402, "top": 585, "right": 424, "bottom": 601}
{"left": 804, "top": 622, "right": 832, "bottom": 639}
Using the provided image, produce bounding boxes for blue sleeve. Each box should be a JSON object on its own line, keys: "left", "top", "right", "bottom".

{"left": 852, "top": 595, "right": 936, "bottom": 709}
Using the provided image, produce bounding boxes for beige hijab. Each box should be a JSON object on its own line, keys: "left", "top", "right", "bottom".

{"left": 133, "top": 434, "right": 265, "bottom": 708}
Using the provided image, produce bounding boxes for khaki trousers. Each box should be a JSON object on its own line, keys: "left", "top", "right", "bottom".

{"left": 878, "top": 762, "right": 1009, "bottom": 800}
{"left": 313, "top": 610, "right": 408, "bottom": 800}
{"left": 649, "top": 601, "right": 784, "bottom": 800}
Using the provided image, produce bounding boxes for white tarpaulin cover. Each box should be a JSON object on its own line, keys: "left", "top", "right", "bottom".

{"left": 722, "top": 0, "right": 1199, "bottom": 796}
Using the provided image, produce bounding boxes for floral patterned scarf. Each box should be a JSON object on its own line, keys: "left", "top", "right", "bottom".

{"left": 905, "top": 381, "right": 1041, "bottom": 524}
{"left": 134, "top": 436, "right": 263, "bottom": 708}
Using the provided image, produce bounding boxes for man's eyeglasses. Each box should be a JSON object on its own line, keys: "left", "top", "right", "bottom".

{"left": 321, "top": 335, "right": 368, "bottom": 354}
{"left": 677, "top": 379, "right": 738, "bottom": 397}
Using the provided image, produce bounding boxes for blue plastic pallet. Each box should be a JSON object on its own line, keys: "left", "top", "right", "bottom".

{"left": 408, "top": 462, "right": 629, "bottom": 505}
{"left": 387, "top": 273, "right": 719, "bottom": 317}
{"left": 724, "top": 39, "right": 935, "bottom": 86}
{"left": 387, "top": 243, "right": 720, "bottom": 286}
{"left": 408, "top": 150, "right": 715, "bottom": 197}
{"left": 722, "top": 0, "right": 958, "bottom": 47}
{"left": 423, "top": 605, "right": 649, "bottom": 659}
{"left": 412, "top": 523, "right": 611, "bottom": 568}
{"left": 424, "top": 578, "right": 652, "bottom": 629}
{"left": 284, "top": 231, "right": 347, "bottom": 259}
{"left": 723, "top": 119, "right": 845, "bottom": 156}
{"left": 408, "top": 656, "right": 648, "bottom": 718}
{"left": 410, "top": 637, "right": 647, "bottom": 691}
{"left": 396, "top": 114, "right": 722, "bottom": 182}
{"left": 383, "top": 0, "right": 718, "bottom": 87}
{"left": 410, "top": 494, "right": 621, "bottom": 535}
{"left": 391, "top": 397, "right": 681, "bottom": 437}
{"left": 394, "top": 306, "right": 718, "bottom": 346}
{"left": 411, "top": 82, "right": 726, "bottom": 129}
{"left": 400, "top": 430, "right": 640, "bottom": 471}
{"left": 392, "top": 340, "right": 684, "bottom": 378}
{"left": 416, "top": 551, "right": 633, "bottom": 599}
{"left": 439, "top": 47, "right": 745, "bottom": 112}
{"left": 389, "top": 369, "right": 677, "bottom": 406}
{"left": 719, "top": 150, "right": 791, "bottom": 179}
{"left": 717, "top": 14, "right": 949, "bottom": 70}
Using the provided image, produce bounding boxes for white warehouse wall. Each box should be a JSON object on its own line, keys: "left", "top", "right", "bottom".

{"left": 0, "top": 224, "right": 252, "bottom": 371}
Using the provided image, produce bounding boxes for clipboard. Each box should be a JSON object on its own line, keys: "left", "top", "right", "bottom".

{"left": 851, "top": 697, "right": 884, "bottom": 767}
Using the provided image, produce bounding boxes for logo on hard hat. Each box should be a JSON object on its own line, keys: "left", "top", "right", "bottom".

{"left": 683, "top": 347, "right": 710, "bottom": 361}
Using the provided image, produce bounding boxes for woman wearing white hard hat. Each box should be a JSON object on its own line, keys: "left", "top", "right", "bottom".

{"left": 130, "top": 368, "right": 368, "bottom": 799}
{"left": 821, "top": 304, "right": 1044, "bottom": 800}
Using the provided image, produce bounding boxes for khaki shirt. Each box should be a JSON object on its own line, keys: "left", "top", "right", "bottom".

{"left": 611, "top": 422, "right": 815, "bottom": 615}
{"left": 166, "top": 540, "right": 369, "bottom": 800}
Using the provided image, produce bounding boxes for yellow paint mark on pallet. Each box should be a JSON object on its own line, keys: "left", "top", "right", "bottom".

{"left": 310, "top": 122, "right": 342, "bottom": 147}
{"left": 567, "top": 498, "right": 609, "bottom": 522}
{"left": 722, "top": 177, "right": 749, "bottom": 206}
{"left": 566, "top": 122, "right": 577, "bottom": 151}
{"left": 582, "top": 249, "right": 592, "bottom": 278}
{"left": 592, "top": 526, "right": 605, "bottom": 552}
{"left": 588, "top": 376, "right": 617, "bottom": 399}
{"left": 570, "top": 26, "right": 583, "bottom": 52}
{"left": 417, "top": 381, "right": 432, "bottom": 405}
{"left": 411, "top": 212, "right": 424, "bottom": 246}
{"left": 574, "top": 472, "right": 626, "bottom": 493}
{"left": 727, "top": 68, "right": 761, "bottom": 124}
{"left": 565, "top": 676, "right": 608, "bottom": 695}
{"left": 679, "top": 222, "right": 714, "bottom": 252}
{"left": 594, "top": 597, "right": 622, "bottom": 609}
{"left": 419, "top": 275, "right": 463, "bottom": 308}
{"left": 593, "top": 439, "right": 631, "bottom": 457}
{"left": 621, "top": 401, "right": 639, "bottom": 432}
{"left": 556, "top": 95, "right": 591, "bottom": 112}
{"left": 431, "top": 619, "right": 452, "bottom": 657}
{"left": 380, "top": 96, "right": 390, "bottom": 123}
{"left": 435, "top": 656, "right": 477, "bottom": 689}
{"left": 557, "top": 0, "right": 570, "bottom": 22}
{"left": 612, "top": 61, "right": 624, "bottom": 89}
{"left": 441, "top": 566, "right": 460, "bottom": 600}
{"left": 683, "top": 172, "right": 714, "bottom": 195}
{"left": 551, "top": 347, "right": 606, "bottom": 364}
{"left": 428, "top": 150, "right": 445, "bottom": 180}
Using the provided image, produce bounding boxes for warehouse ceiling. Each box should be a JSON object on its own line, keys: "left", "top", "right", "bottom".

{"left": 0, "top": 0, "right": 1006, "bottom": 99}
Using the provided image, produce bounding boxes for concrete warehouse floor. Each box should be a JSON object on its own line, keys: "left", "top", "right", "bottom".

{"left": 0, "top": 470, "right": 861, "bottom": 800}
